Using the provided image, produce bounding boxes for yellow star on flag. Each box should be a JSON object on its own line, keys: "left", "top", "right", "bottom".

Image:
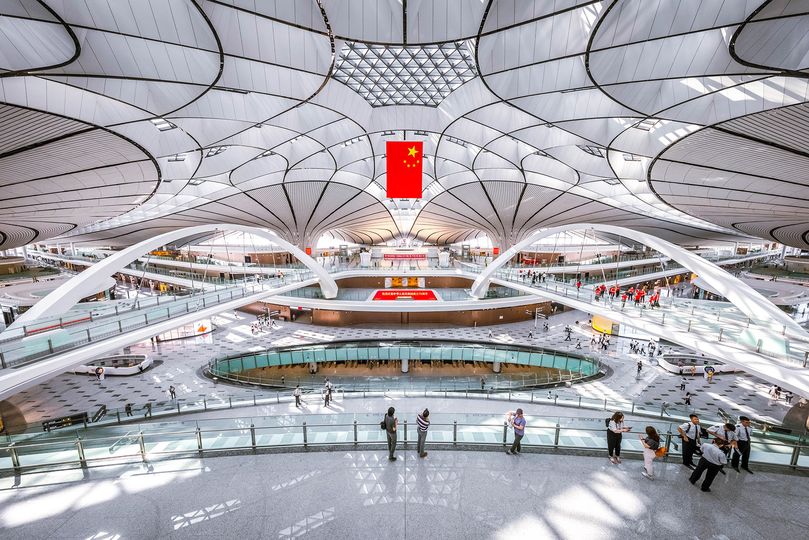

{"left": 407, "top": 145, "right": 418, "bottom": 157}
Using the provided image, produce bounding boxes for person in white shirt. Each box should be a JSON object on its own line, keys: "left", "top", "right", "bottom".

{"left": 731, "top": 416, "right": 754, "bottom": 473}
{"left": 677, "top": 414, "right": 701, "bottom": 468}
{"left": 607, "top": 412, "right": 632, "bottom": 464}
{"left": 707, "top": 422, "right": 737, "bottom": 475}
{"left": 293, "top": 385, "right": 302, "bottom": 407}
{"left": 689, "top": 438, "right": 728, "bottom": 492}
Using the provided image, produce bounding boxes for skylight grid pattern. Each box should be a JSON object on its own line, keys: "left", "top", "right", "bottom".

{"left": 333, "top": 41, "right": 477, "bottom": 107}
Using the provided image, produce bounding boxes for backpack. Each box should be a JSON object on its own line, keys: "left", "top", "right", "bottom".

{"left": 605, "top": 417, "right": 611, "bottom": 428}
{"left": 380, "top": 417, "right": 387, "bottom": 430}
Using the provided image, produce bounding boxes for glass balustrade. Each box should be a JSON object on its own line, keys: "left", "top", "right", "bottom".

{"left": 1, "top": 412, "right": 805, "bottom": 475}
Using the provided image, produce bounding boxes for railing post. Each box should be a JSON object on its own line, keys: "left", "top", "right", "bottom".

{"left": 503, "top": 422, "right": 508, "bottom": 446}
{"left": 47, "top": 338, "right": 54, "bottom": 354}
{"left": 631, "top": 402, "right": 636, "bottom": 414}
{"left": 604, "top": 398, "right": 607, "bottom": 410}
{"left": 453, "top": 420, "right": 458, "bottom": 446}
{"left": 353, "top": 420, "right": 358, "bottom": 445}
{"left": 554, "top": 423, "right": 561, "bottom": 447}
{"left": 303, "top": 422, "right": 308, "bottom": 448}
{"left": 250, "top": 424, "right": 256, "bottom": 448}
{"left": 664, "top": 431, "right": 672, "bottom": 457}
{"left": 196, "top": 427, "right": 203, "bottom": 453}
{"left": 687, "top": 320, "right": 692, "bottom": 332}
{"left": 229, "top": 397, "right": 232, "bottom": 408}
{"left": 718, "top": 328, "right": 723, "bottom": 342}
{"left": 76, "top": 436, "right": 86, "bottom": 467}
{"left": 139, "top": 431, "right": 146, "bottom": 462}
{"left": 403, "top": 420, "right": 408, "bottom": 445}
{"left": 203, "top": 397, "right": 207, "bottom": 410}
{"left": 116, "top": 410, "right": 121, "bottom": 423}
{"left": 789, "top": 444, "right": 800, "bottom": 467}
{"left": 9, "top": 443, "right": 20, "bottom": 471}
{"left": 0, "top": 351, "right": 5, "bottom": 369}
{"left": 804, "top": 352, "right": 808, "bottom": 368}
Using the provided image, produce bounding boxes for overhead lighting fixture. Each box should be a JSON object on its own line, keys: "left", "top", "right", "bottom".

{"left": 188, "top": 178, "right": 205, "bottom": 186}
{"left": 622, "top": 153, "right": 641, "bottom": 161}
{"left": 168, "top": 153, "right": 186, "bottom": 162}
{"left": 577, "top": 145, "right": 605, "bottom": 158}
{"left": 342, "top": 136, "right": 363, "bottom": 147}
{"left": 635, "top": 118, "right": 661, "bottom": 131}
{"left": 603, "top": 178, "right": 621, "bottom": 185}
{"left": 446, "top": 136, "right": 467, "bottom": 147}
{"left": 150, "top": 118, "right": 176, "bottom": 131}
{"left": 560, "top": 85, "right": 597, "bottom": 93}
{"left": 214, "top": 86, "right": 249, "bottom": 94}
{"left": 261, "top": 150, "right": 275, "bottom": 157}
{"left": 381, "top": 130, "right": 397, "bottom": 136}
{"left": 413, "top": 130, "right": 429, "bottom": 137}
{"left": 205, "top": 146, "right": 227, "bottom": 158}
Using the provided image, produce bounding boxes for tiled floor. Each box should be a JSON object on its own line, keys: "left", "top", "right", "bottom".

{"left": 0, "top": 450, "right": 805, "bottom": 539}
{"left": 5, "top": 309, "right": 798, "bottom": 429}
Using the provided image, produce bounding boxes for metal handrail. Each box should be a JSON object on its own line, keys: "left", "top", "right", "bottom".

{"left": 1, "top": 412, "right": 806, "bottom": 475}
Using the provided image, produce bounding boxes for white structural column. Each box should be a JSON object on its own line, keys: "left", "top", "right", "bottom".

{"left": 470, "top": 223, "right": 804, "bottom": 337}
{"left": 12, "top": 224, "right": 338, "bottom": 327}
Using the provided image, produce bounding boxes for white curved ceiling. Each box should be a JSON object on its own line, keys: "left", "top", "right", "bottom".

{"left": 1, "top": 0, "right": 808, "bottom": 249}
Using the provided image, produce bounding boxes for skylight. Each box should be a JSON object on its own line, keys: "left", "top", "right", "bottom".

{"left": 332, "top": 41, "right": 477, "bottom": 107}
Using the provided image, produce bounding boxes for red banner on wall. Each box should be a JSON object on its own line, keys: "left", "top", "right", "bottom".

{"left": 372, "top": 289, "right": 437, "bottom": 301}
{"left": 493, "top": 247, "right": 500, "bottom": 256}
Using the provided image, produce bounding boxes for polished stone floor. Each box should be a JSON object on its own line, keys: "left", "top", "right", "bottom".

{"left": 6, "top": 309, "right": 796, "bottom": 431}
{"left": 0, "top": 450, "right": 805, "bottom": 539}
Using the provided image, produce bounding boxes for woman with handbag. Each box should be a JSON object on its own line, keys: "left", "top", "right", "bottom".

{"left": 640, "top": 426, "right": 661, "bottom": 480}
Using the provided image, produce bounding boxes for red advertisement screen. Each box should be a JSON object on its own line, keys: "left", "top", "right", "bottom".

{"left": 372, "top": 289, "right": 437, "bottom": 301}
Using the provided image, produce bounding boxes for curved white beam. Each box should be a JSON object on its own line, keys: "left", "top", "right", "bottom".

{"left": 13, "top": 224, "right": 338, "bottom": 326}
{"left": 470, "top": 223, "right": 804, "bottom": 337}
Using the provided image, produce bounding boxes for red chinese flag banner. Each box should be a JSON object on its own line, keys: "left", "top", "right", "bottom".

{"left": 386, "top": 141, "right": 423, "bottom": 198}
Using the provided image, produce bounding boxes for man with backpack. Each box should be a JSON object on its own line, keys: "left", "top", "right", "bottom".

{"left": 383, "top": 407, "right": 398, "bottom": 461}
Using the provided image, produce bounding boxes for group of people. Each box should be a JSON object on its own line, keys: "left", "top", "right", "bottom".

{"left": 605, "top": 411, "right": 756, "bottom": 491}
{"left": 250, "top": 314, "right": 278, "bottom": 335}
{"left": 678, "top": 413, "right": 755, "bottom": 492}
{"left": 590, "top": 332, "right": 611, "bottom": 351}
{"left": 628, "top": 338, "right": 660, "bottom": 357}
{"left": 769, "top": 385, "right": 794, "bottom": 403}
{"left": 382, "top": 407, "right": 431, "bottom": 460}
{"left": 517, "top": 269, "right": 548, "bottom": 285}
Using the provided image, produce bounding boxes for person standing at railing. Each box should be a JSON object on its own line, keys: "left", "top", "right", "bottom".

{"left": 294, "top": 385, "right": 302, "bottom": 408}
{"left": 640, "top": 426, "right": 660, "bottom": 480}
{"left": 506, "top": 409, "right": 526, "bottom": 455}
{"left": 416, "top": 409, "right": 430, "bottom": 458}
{"left": 678, "top": 414, "right": 702, "bottom": 469}
{"left": 607, "top": 411, "right": 631, "bottom": 464}
{"left": 385, "top": 407, "right": 399, "bottom": 461}
{"left": 731, "top": 416, "right": 754, "bottom": 474}
{"left": 169, "top": 385, "right": 176, "bottom": 400}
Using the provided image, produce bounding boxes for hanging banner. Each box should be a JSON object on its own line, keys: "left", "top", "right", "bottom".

{"left": 386, "top": 141, "right": 423, "bottom": 198}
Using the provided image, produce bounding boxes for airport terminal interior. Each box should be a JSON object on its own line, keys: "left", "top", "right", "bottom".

{"left": 2, "top": 1, "right": 809, "bottom": 539}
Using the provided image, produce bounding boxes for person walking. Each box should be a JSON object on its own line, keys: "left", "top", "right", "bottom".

{"left": 169, "top": 385, "right": 176, "bottom": 400}
{"left": 677, "top": 414, "right": 701, "bottom": 469}
{"left": 125, "top": 403, "right": 133, "bottom": 417}
{"left": 640, "top": 426, "right": 660, "bottom": 480}
{"left": 416, "top": 409, "right": 430, "bottom": 458}
{"left": 480, "top": 377, "right": 485, "bottom": 391}
{"left": 607, "top": 412, "right": 631, "bottom": 464}
{"left": 731, "top": 416, "right": 754, "bottom": 473}
{"left": 679, "top": 378, "right": 687, "bottom": 392}
{"left": 636, "top": 360, "right": 643, "bottom": 375}
{"left": 324, "top": 384, "right": 331, "bottom": 407}
{"left": 384, "top": 407, "right": 398, "bottom": 461}
{"left": 294, "top": 385, "right": 302, "bottom": 407}
{"left": 684, "top": 392, "right": 692, "bottom": 406}
{"left": 506, "top": 409, "right": 526, "bottom": 455}
{"left": 689, "top": 438, "right": 728, "bottom": 492}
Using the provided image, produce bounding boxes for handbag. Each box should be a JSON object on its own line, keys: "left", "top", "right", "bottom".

{"left": 654, "top": 446, "right": 667, "bottom": 458}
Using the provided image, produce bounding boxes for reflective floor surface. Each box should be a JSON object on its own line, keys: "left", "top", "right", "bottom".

{"left": 1, "top": 450, "right": 806, "bottom": 539}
